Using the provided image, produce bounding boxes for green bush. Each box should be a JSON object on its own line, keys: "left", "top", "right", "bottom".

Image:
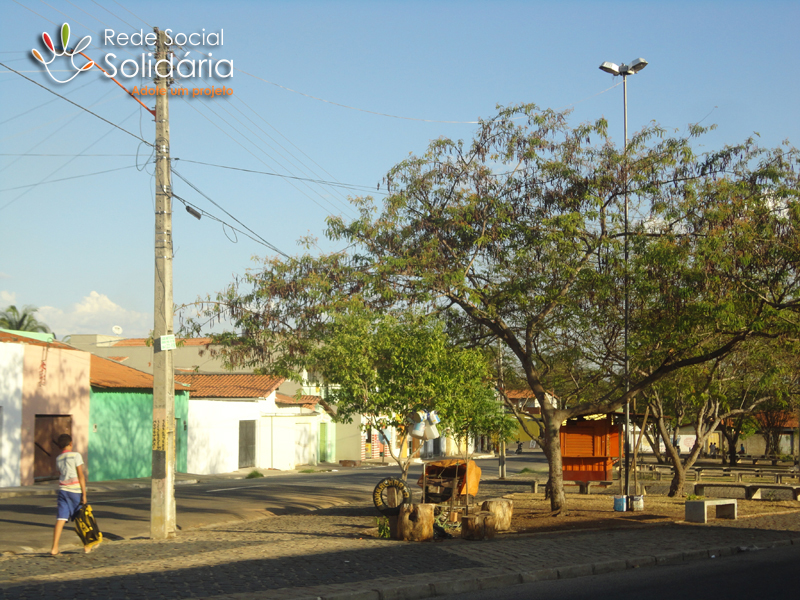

{"left": 246, "top": 470, "right": 264, "bottom": 479}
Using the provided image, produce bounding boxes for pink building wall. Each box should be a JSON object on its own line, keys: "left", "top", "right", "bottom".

{"left": 20, "top": 346, "right": 90, "bottom": 486}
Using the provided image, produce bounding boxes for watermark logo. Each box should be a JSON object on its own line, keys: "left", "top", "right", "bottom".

{"left": 32, "top": 23, "right": 94, "bottom": 84}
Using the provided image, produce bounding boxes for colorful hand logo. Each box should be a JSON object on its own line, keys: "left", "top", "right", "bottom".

{"left": 32, "top": 23, "right": 94, "bottom": 83}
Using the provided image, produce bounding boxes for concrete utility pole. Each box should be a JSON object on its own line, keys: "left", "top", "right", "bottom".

{"left": 151, "top": 27, "right": 176, "bottom": 540}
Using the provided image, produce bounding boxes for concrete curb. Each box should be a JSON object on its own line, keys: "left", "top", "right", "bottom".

{"left": 296, "top": 537, "right": 800, "bottom": 600}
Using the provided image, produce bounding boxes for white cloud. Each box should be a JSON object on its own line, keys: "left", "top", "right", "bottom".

{"left": 39, "top": 292, "right": 152, "bottom": 339}
{"left": 0, "top": 291, "right": 16, "bottom": 304}
{"left": 0, "top": 273, "right": 10, "bottom": 279}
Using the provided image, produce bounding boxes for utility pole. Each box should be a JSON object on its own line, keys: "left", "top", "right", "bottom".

{"left": 151, "top": 27, "right": 176, "bottom": 540}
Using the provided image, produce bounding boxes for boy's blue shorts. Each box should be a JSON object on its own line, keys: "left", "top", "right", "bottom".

{"left": 56, "top": 489, "right": 82, "bottom": 521}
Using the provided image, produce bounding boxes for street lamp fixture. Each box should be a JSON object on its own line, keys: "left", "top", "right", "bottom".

{"left": 599, "top": 56, "right": 648, "bottom": 511}
{"left": 598, "top": 58, "right": 648, "bottom": 147}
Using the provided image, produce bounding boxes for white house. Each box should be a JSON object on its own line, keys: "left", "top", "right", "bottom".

{"left": 178, "top": 373, "right": 340, "bottom": 473}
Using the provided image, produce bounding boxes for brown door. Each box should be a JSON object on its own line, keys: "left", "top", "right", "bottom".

{"left": 34, "top": 415, "right": 72, "bottom": 480}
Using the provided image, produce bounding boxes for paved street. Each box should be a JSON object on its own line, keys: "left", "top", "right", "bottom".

{"left": 0, "top": 454, "right": 547, "bottom": 554}
{"left": 1, "top": 495, "right": 799, "bottom": 599}
{"left": 2, "top": 453, "right": 798, "bottom": 599}
{"left": 445, "top": 543, "right": 800, "bottom": 599}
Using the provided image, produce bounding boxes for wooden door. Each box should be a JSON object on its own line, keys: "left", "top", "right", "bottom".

{"left": 238, "top": 420, "right": 256, "bottom": 469}
{"left": 34, "top": 415, "right": 72, "bottom": 480}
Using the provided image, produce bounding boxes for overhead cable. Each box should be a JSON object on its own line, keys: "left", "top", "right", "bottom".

{"left": 172, "top": 158, "right": 383, "bottom": 194}
{"left": 0, "top": 62, "right": 152, "bottom": 147}
{"left": 0, "top": 165, "right": 138, "bottom": 192}
{"left": 171, "top": 167, "right": 290, "bottom": 258}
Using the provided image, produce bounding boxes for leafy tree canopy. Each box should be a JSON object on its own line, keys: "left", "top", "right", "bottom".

{"left": 185, "top": 104, "right": 799, "bottom": 511}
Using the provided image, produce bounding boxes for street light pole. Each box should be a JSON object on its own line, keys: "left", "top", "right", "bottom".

{"left": 599, "top": 58, "right": 647, "bottom": 510}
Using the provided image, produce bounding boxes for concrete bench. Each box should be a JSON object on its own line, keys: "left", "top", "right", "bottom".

{"left": 563, "top": 480, "right": 613, "bottom": 495}
{"left": 694, "top": 482, "right": 747, "bottom": 497}
{"left": 694, "top": 482, "right": 800, "bottom": 501}
{"left": 685, "top": 498, "right": 737, "bottom": 524}
{"left": 746, "top": 484, "right": 800, "bottom": 501}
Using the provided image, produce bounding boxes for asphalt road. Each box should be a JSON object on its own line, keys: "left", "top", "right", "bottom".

{"left": 0, "top": 452, "right": 548, "bottom": 552}
{"left": 445, "top": 543, "right": 800, "bottom": 600}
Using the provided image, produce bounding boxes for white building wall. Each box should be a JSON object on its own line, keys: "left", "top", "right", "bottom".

{"left": 0, "top": 344, "right": 23, "bottom": 488}
{"left": 187, "top": 399, "right": 260, "bottom": 475}
{"left": 335, "top": 416, "right": 364, "bottom": 462}
{"left": 258, "top": 415, "right": 296, "bottom": 471}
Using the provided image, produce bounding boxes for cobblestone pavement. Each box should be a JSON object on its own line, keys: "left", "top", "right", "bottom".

{"left": 1, "top": 504, "right": 799, "bottom": 600}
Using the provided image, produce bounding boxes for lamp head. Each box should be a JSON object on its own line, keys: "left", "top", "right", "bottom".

{"left": 629, "top": 58, "right": 648, "bottom": 73}
{"left": 599, "top": 61, "right": 620, "bottom": 75}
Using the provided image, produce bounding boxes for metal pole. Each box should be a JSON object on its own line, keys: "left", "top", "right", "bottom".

{"left": 499, "top": 439, "right": 507, "bottom": 479}
{"left": 151, "top": 27, "right": 176, "bottom": 540}
{"left": 623, "top": 73, "right": 631, "bottom": 509}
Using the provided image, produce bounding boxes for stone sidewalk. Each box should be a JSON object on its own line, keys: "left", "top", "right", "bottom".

{"left": 1, "top": 501, "right": 799, "bottom": 600}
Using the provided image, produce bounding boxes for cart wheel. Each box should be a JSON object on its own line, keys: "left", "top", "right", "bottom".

{"left": 373, "top": 477, "right": 410, "bottom": 516}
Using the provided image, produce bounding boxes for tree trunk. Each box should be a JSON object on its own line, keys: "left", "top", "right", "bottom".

{"left": 394, "top": 503, "right": 435, "bottom": 541}
{"left": 542, "top": 417, "right": 566, "bottom": 513}
{"left": 461, "top": 511, "right": 497, "bottom": 541}
{"left": 480, "top": 499, "right": 513, "bottom": 531}
{"left": 668, "top": 464, "right": 687, "bottom": 497}
{"left": 719, "top": 423, "right": 739, "bottom": 466}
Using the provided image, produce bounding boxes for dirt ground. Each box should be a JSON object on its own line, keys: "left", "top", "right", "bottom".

{"left": 502, "top": 492, "right": 800, "bottom": 534}
{"left": 363, "top": 492, "right": 800, "bottom": 538}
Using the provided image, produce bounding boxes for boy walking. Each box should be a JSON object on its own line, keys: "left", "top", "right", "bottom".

{"left": 50, "top": 433, "right": 97, "bottom": 555}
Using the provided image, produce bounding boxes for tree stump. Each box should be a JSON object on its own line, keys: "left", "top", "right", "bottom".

{"left": 480, "top": 499, "right": 513, "bottom": 531}
{"left": 393, "top": 503, "right": 435, "bottom": 541}
{"left": 461, "top": 511, "right": 496, "bottom": 541}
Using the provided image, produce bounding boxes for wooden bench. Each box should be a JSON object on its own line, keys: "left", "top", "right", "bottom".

{"left": 685, "top": 498, "right": 737, "bottom": 524}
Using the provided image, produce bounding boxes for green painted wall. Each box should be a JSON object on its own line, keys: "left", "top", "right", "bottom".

{"left": 319, "top": 421, "right": 336, "bottom": 463}
{"left": 87, "top": 389, "right": 188, "bottom": 482}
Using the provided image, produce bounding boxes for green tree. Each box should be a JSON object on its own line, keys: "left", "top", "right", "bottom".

{"left": 310, "top": 308, "right": 498, "bottom": 481}
{"left": 187, "top": 106, "right": 799, "bottom": 513}
{"left": 0, "top": 304, "right": 50, "bottom": 333}
{"left": 645, "top": 357, "right": 769, "bottom": 496}
{"left": 322, "top": 106, "right": 799, "bottom": 512}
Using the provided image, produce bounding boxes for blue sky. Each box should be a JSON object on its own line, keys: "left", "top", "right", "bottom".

{"left": 1, "top": 0, "right": 798, "bottom": 339}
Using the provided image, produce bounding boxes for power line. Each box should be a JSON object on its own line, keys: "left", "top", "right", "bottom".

{"left": 186, "top": 76, "right": 361, "bottom": 210}
{"left": 235, "top": 67, "right": 482, "bottom": 124}
{"left": 0, "top": 165, "right": 137, "bottom": 192}
{"left": 0, "top": 62, "right": 152, "bottom": 147}
{"left": 0, "top": 153, "right": 138, "bottom": 157}
{"left": 176, "top": 96, "right": 352, "bottom": 218}
{"left": 111, "top": 0, "right": 152, "bottom": 28}
{"left": 1, "top": 87, "right": 119, "bottom": 175}
{"left": 10, "top": 0, "right": 56, "bottom": 25}
{"left": 0, "top": 76, "right": 102, "bottom": 126}
{"left": 172, "top": 192, "right": 278, "bottom": 252}
{"left": 170, "top": 167, "right": 290, "bottom": 258}
{"left": 90, "top": 0, "right": 137, "bottom": 30}
{"left": 185, "top": 90, "right": 357, "bottom": 214}
{"left": 172, "top": 158, "right": 383, "bottom": 194}
{"left": 0, "top": 108, "right": 140, "bottom": 212}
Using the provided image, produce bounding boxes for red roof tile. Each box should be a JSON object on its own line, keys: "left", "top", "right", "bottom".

{"left": 174, "top": 374, "right": 284, "bottom": 398}
{"left": 506, "top": 389, "right": 535, "bottom": 399}
{"left": 91, "top": 354, "right": 187, "bottom": 391}
{"left": 0, "top": 331, "right": 73, "bottom": 349}
{"left": 107, "top": 356, "right": 129, "bottom": 363}
{"left": 275, "top": 393, "right": 321, "bottom": 409}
